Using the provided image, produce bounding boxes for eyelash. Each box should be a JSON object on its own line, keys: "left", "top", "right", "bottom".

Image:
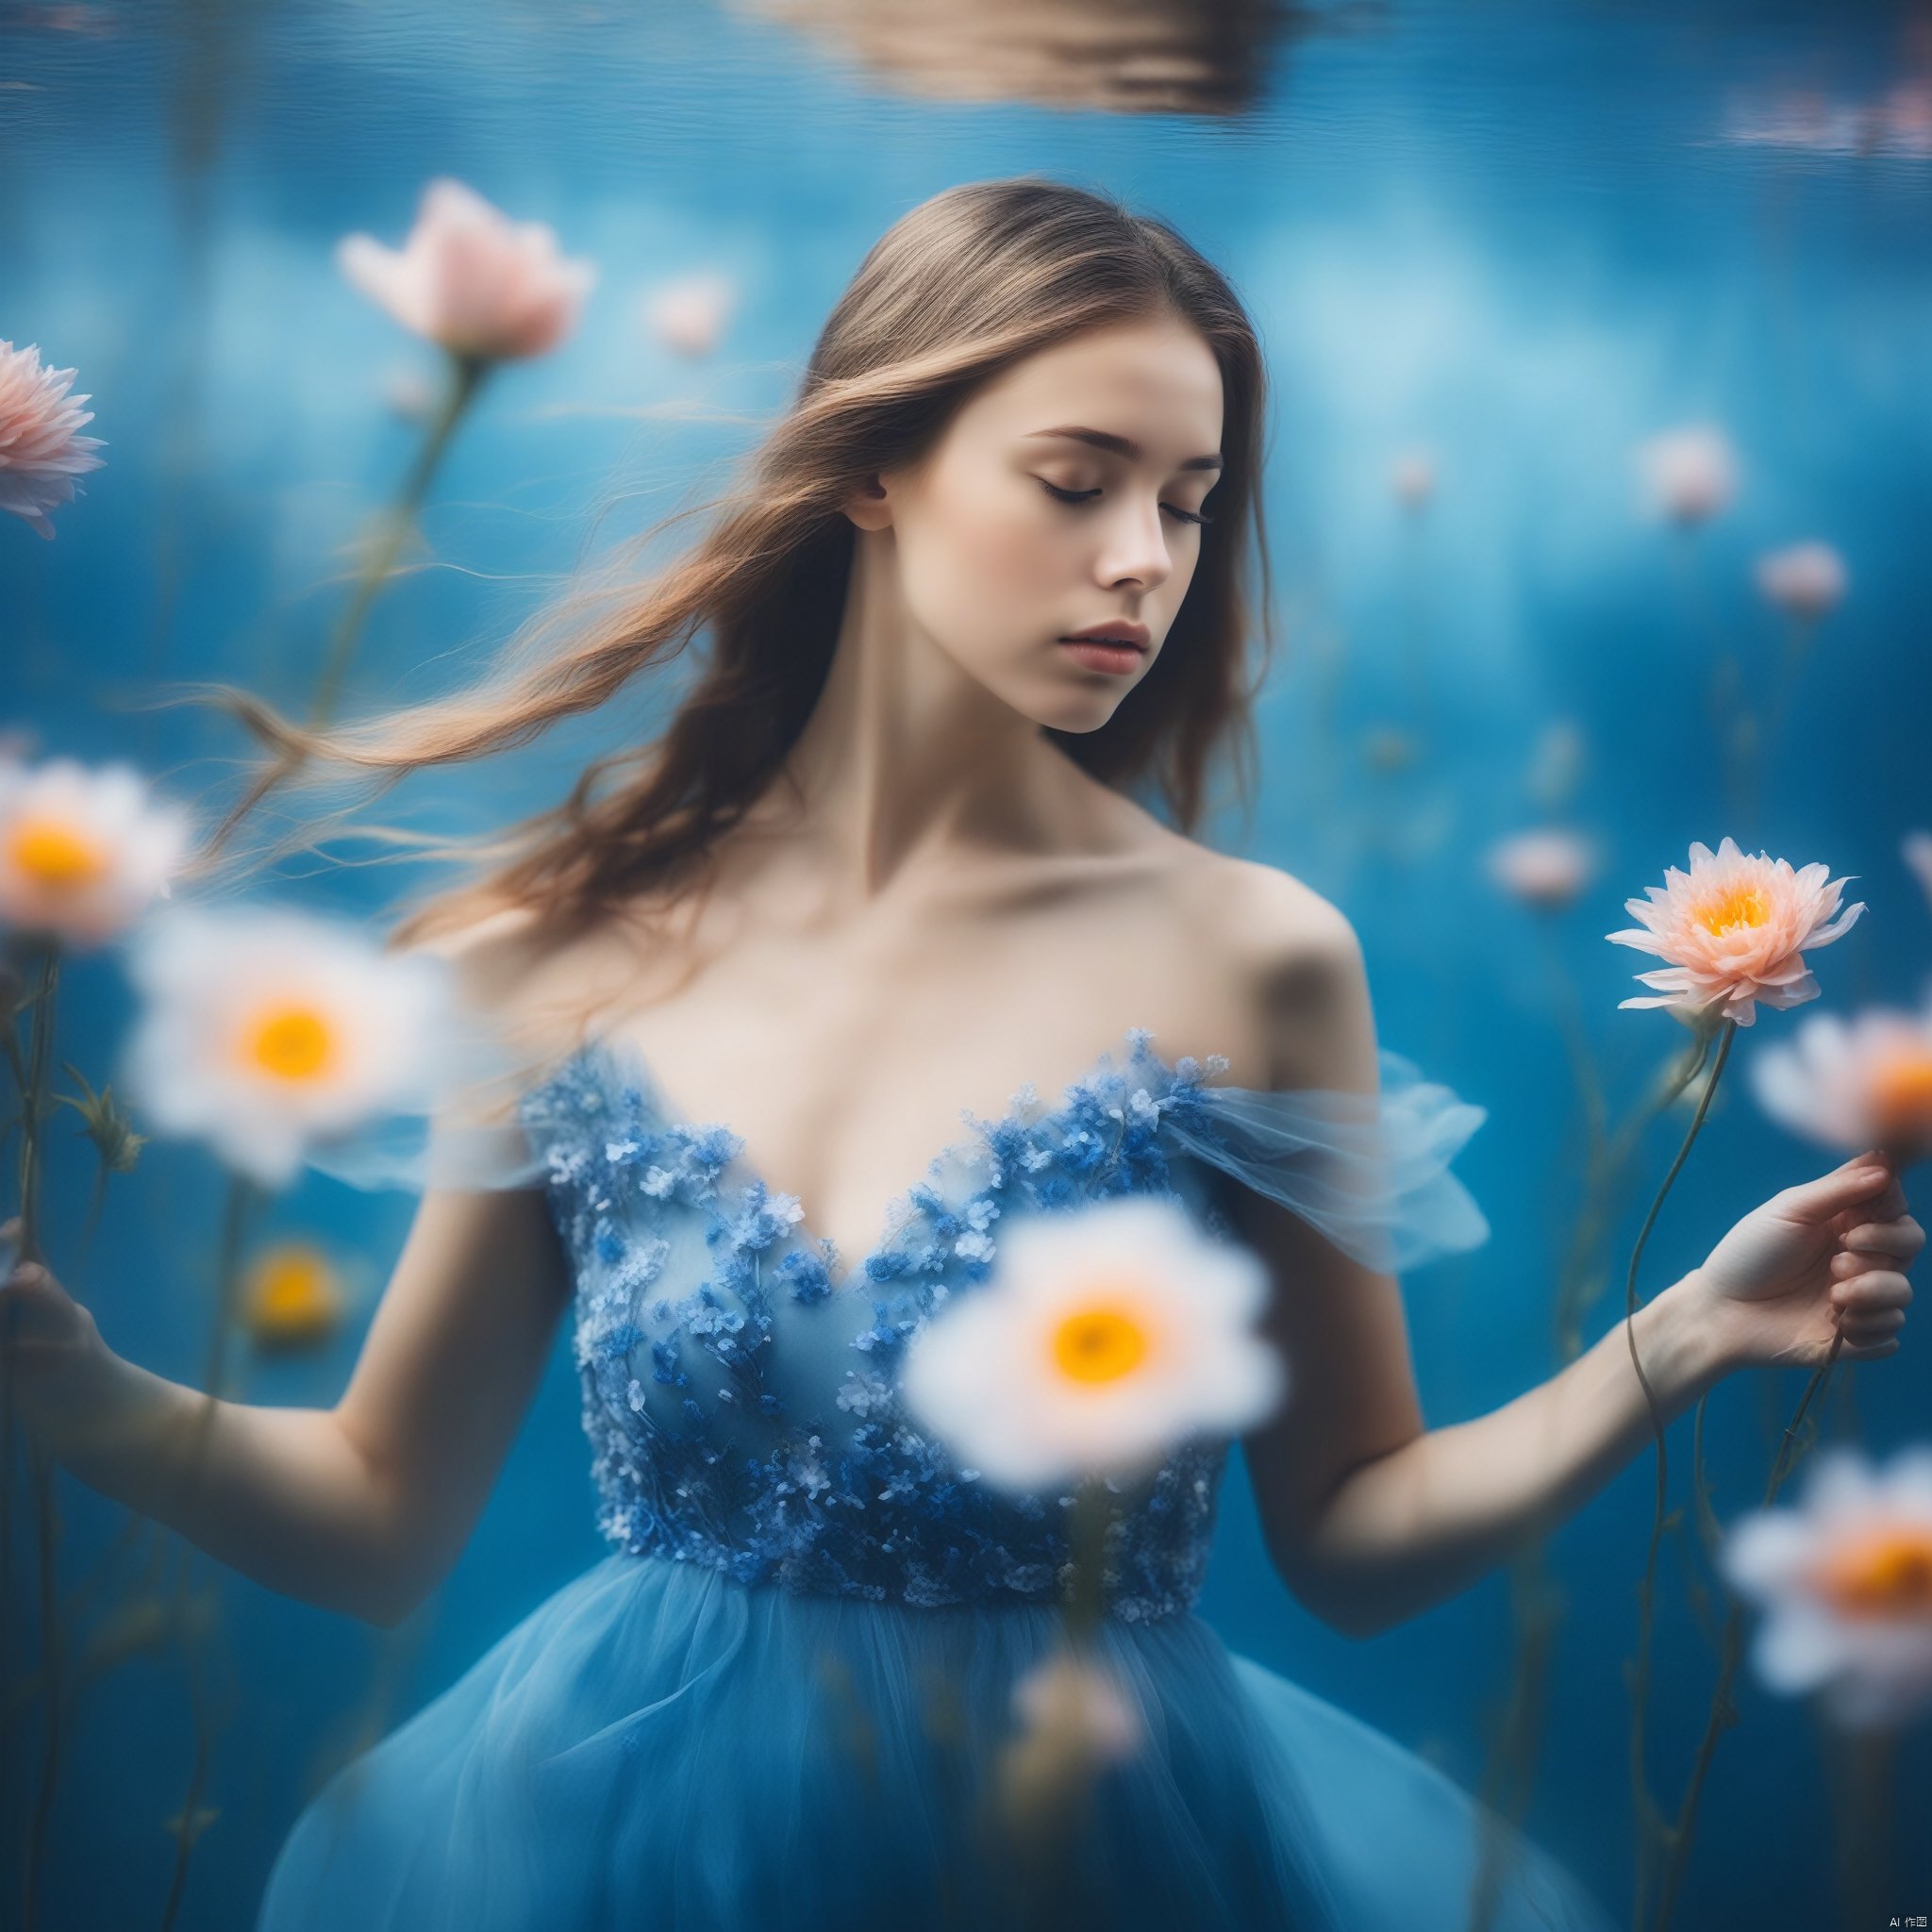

{"left": 1037, "top": 480, "right": 1215, "bottom": 526}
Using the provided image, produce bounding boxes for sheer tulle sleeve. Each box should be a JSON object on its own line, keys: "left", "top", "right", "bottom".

{"left": 305, "top": 1108, "right": 548, "bottom": 1192}
{"left": 302, "top": 1032, "right": 554, "bottom": 1194}
{"left": 1166, "top": 1049, "right": 1491, "bottom": 1275}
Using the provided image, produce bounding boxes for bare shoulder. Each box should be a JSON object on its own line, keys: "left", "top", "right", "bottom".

{"left": 1159, "top": 849, "right": 1376, "bottom": 1092}
{"left": 400, "top": 901, "right": 557, "bottom": 1016}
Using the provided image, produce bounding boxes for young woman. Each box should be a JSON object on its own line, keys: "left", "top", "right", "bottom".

{"left": 2, "top": 178, "right": 1917, "bottom": 1931}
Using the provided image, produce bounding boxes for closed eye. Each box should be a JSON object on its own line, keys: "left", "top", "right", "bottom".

{"left": 1038, "top": 479, "right": 1215, "bottom": 526}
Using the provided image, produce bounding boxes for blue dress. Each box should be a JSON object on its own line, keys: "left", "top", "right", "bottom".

{"left": 259, "top": 1025, "right": 1618, "bottom": 1932}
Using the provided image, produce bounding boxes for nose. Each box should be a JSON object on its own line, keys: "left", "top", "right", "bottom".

{"left": 1095, "top": 497, "right": 1173, "bottom": 594}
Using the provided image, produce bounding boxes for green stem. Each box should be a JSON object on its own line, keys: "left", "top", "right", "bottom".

{"left": 1623, "top": 1015, "right": 1734, "bottom": 1932}
{"left": 1471, "top": 1028, "right": 1711, "bottom": 1932}
{"left": 1650, "top": 1324, "right": 1847, "bottom": 1932}
{"left": 308, "top": 352, "right": 489, "bottom": 729}
{"left": 1063, "top": 1478, "right": 1115, "bottom": 1648}
{"left": 157, "top": 1172, "right": 256, "bottom": 1932}
{"left": 5, "top": 942, "right": 58, "bottom": 1932}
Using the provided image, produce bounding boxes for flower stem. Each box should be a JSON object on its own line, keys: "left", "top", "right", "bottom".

{"left": 1472, "top": 1027, "right": 1713, "bottom": 1932}
{"left": 308, "top": 351, "right": 489, "bottom": 728}
{"left": 157, "top": 1171, "right": 257, "bottom": 1932}
{"left": 3, "top": 942, "right": 58, "bottom": 1932}
{"left": 1649, "top": 1321, "right": 1847, "bottom": 1932}
{"left": 1622, "top": 1014, "right": 1734, "bottom": 1932}
{"left": 1064, "top": 1478, "right": 1115, "bottom": 1648}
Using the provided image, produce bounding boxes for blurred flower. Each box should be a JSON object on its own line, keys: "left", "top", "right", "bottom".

{"left": 0, "top": 756, "right": 190, "bottom": 948}
{"left": 898, "top": 1194, "right": 1284, "bottom": 1491}
{"left": 121, "top": 906, "right": 454, "bottom": 1187}
{"left": 1901, "top": 831, "right": 1932, "bottom": 913}
{"left": 241, "top": 1241, "right": 346, "bottom": 1352}
{"left": 1756, "top": 541, "right": 1847, "bottom": 622}
{"left": 1363, "top": 725, "right": 1417, "bottom": 774}
{"left": 1012, "top": 1649, "right": 1141, "bottom": 1761}
{"left": 642, "top": 270, "right": 738, "bottom": 358}
{"left": 994, "top": 1647, "right": 1144, "bottom": 1854}
{"left": 1638, "top": 425, "right": 1738, "bottom": 526}
{"left": 0, "top": 340, "right": 106, "bottom": 540}
{"left": 1718, "top": 1444, "right": 1932, "bottom": 1730}
{"left": 378, "top": 360, "right": 438, "bottom": 424}
{"left": 1526, "top": 718, "right": 1586, "bottom": 813}
{"left": 1487, "top": 827, "right": 1597, "bottom": 910}
{"left": 338, "top": 179, "right": 597, "bottom": 362}
{"left": 1748, "top": 989, "right": 1932, "bottom": 1166}
{"left": 1390, "top": 447, "right": 1435, "bottom": 511}
{"left": 1722, "top": 82, "right": 1932, "bottom": 159}
{"left": 1607, "top": 838, "right": 1864, "bottom": 1029}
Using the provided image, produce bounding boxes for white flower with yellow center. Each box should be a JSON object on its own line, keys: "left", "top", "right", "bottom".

{"left": 0, "top": 756, "right": 191, "bottom": 947}
{"left": 1748, "top": 987, "right": 1932, "bottom": 1166}
{"left": 899, "top": 1194, "right": 1285, "bottom": 1492}
{"left": 121, "top": 907, "right": 453, "bottom": 1187}
{"left": 1718, "top": 1444, "right": 1932, "bottom": 1729}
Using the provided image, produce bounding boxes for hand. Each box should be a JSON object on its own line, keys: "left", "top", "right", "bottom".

{"left": 1683, "top": 1153, "right": 1920, "bottom": 1373}
{"left": 0, "top": 1216, "right": 114, "bottom": 1458}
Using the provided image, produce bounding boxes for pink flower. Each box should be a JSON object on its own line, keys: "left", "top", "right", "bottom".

{"left": 0, "top": 341, "right": 106, "bottom": 540}
{"left": 642, "top": 270, "right": 738, "bottom": 359}
{"left": 1486, "top": 827, "right": 1596, "bottom": 910}
{"left": 1749, "top": 986, "right": 1932, "bottom": 1165}
{"left": 337, "top": 179, "right": 596, "bottom": 362}
{"left": 1607, "top": 836, "right": 1865, "bottom": 1027}
{"left": 1390, "top": 448, "right": 1435, "bottom": 510}
{"left": 1904, "top": 831, "right": 1932, "bottom": 913}
{"left": 1638, "top": 425, "right": 1738, "bottom": 526}
{"left": 1756, "top": 541, "right": 1848, "bottom": 621}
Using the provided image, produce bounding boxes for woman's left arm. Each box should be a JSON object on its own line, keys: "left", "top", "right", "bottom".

{"left": 1231, "top": 898, "right": 1919, "bottom": 1642}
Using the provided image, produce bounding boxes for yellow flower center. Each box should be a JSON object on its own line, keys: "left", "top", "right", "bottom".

{"left": 1693, "top": 882, "right": 1770, "bottom": 935}
{"left": 1051, "top": 1300, "right": 1151, "bottom": 1385}
{"left": 244, "top": 1244, "right": 342, "bottom": 1346}
{"left": 243, "top": 1005, "right": 337, "bottom": 1083}
{"left": 1869, "top": 1052, "right": 1932, "bottom": 1146}
{"left": 1808, "top": 1526, "right": 1932, "bottom": 1618}
{"left": 8, "top": 816, "right": 107, "bottom": 891}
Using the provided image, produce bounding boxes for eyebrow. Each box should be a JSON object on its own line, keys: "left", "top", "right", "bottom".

{"left": 1025, "top": 425, "right": 1224, "bottom": 474}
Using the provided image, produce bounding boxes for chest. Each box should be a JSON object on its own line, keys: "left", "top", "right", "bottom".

{"left": 544, "top": 876, "right": 1262, "bottom": 1276}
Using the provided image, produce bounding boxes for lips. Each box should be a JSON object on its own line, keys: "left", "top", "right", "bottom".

{"left": 1059, "top": 622, "right": 1150, "bottom": 652}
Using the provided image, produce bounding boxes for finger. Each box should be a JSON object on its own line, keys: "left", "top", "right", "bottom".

{"left": 1831, "top": 1269, "right": 1913, "bottom": 1313}
{"left": 1838, "top": 1214, "right": 1924, "bottom": 1260}
{"left": 1839, "top": 1310, "right": 1907, "bottom": 1344}
{"left": 1791, "top": 1163, "right": 1894, "bottom": 1220}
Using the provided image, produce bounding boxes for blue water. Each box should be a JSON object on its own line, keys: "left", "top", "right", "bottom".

{"left": 5, "top": 0, "right": 1931, "bottom": 1925}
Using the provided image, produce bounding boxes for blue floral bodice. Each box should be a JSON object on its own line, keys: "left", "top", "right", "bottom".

{"left": 513, "top": 1025, "right": 1491, "bottom": 1624}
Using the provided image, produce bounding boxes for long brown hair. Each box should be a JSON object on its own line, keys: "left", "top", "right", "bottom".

{"left": 191, "top": 175, "right": 1278, "bottom": 954}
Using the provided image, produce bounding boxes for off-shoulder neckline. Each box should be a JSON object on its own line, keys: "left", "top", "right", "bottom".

{"left": 541, "top": 1023, "right": 1236, "bottom": 1292}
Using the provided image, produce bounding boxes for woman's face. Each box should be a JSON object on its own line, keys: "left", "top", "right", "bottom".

{"left": 857, "top": 314, "right": 1226, "bottom": 731}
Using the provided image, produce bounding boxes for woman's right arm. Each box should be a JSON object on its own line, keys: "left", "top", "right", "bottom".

{"left": 0, "top": 1177, "right": 574, "bottom": 1628}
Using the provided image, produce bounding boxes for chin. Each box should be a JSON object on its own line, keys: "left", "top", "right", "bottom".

{"left": 1030, "top": 691, "right": 1127, "bottom": 733}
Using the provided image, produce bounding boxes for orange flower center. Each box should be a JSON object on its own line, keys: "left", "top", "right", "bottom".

{"left": 243, "top": 1005, "right": 337, "bottom": 1083}
{"left": 1693, "top": 883, "right": 1770, "bottom": 935}
{"left": 1869, "top": 1053, "right": 1932, "bottom": 1146}
{"left": 1051, "top": 1300, "right": 1151, "bottom": 1385}
{"left": 8, "top": 817, "right": 107, "bottom": 891}
{"left": 1807, "top": 1525, "right": 1932, "bottom": 1618}
{"left": 244, "top": 1244, "right": 341, "bottom": 1345}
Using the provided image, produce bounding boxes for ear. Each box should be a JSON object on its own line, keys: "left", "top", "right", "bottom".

{"left": 841, "top": 475, "right": 892, "bottom": 532}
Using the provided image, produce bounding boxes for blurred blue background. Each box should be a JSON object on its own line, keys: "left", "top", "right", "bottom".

{"left": 6, "top": 0, "right": 1932, "bottom": 1925}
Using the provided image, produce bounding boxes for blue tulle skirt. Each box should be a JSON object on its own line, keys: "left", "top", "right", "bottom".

{"left": 256, "top": 1552, "right": 1618, "bottom": 1931}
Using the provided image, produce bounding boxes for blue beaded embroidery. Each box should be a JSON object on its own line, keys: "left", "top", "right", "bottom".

{"left": 515, "top": 1026, "right": 1248, "bottom": 1622}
